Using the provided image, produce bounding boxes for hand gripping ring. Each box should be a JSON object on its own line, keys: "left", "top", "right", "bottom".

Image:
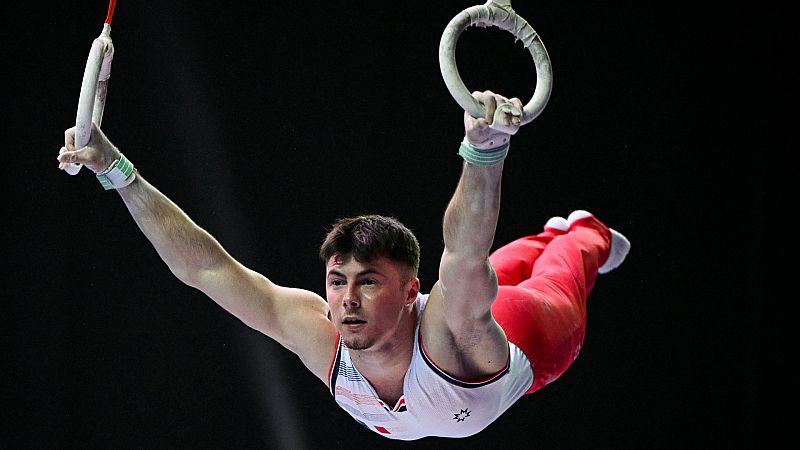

{"left": 439, "top": 0, "right": 552, "bottom": 126}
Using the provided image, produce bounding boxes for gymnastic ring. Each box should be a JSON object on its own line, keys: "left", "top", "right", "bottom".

{"left": 66, "top": 24, "right": 114, "bottom": 175}
{"left": 439, "top": 0, "right": 552, "bottom": 125}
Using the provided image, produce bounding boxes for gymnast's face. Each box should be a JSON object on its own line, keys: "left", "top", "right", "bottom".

{"left": 325, "top": 254, "right": 419, "bottom": 351}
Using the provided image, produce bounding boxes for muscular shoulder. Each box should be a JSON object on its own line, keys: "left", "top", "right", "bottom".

{"left": 419, "top": 281, "right": 509, "bottom": 381}
{"left": 266, "top": 284, "right": 339, "bottom": 383}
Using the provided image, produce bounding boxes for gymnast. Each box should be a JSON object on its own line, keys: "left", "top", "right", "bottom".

{"left": 56, "top": 86, "right": 629, "bottom": 439}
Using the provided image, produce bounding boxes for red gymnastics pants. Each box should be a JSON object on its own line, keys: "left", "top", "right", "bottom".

{"left": 489, "top": 214, "right": 612, "bottom": 395}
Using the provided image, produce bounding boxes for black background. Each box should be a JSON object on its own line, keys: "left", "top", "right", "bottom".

{"left": 4, "top": 1, "right": 773, "bottom": 448}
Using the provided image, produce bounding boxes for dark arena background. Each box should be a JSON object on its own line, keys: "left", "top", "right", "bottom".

{"left": 4, "top": 1, "right": 773, "bottom": 448}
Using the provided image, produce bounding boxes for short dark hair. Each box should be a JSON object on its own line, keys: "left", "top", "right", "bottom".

{"left": 319, "top": 215, "right": 420, "bottom": 277}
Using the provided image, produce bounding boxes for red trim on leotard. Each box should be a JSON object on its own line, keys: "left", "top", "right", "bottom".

{"left": 327, "top": 334, "right": 342, "bottom": 393}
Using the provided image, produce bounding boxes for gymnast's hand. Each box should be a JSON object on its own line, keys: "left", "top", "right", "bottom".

{"left": 57, "top": 123, "right": 121, "bottom": 174}
{"left": 464, "top": 90, "right": 523, "bottom": 149}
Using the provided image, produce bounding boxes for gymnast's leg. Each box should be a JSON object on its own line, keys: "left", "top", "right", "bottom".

{"left": 489, "top": 210, "right": 630, "bottom": 394}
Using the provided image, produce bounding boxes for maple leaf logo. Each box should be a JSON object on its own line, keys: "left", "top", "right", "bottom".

{"left": 452, "top": 408, "right": 471, "bottom": 422}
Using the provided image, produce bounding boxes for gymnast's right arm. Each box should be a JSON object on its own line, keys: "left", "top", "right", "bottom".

{"left": 57, "top": 124, "right": 338, "bottom": 382}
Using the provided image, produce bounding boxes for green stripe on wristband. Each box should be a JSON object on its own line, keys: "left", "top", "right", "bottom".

{"left": 98, "top": 175, "right": 115, "bottom": 190}
{"left": 117, "top": 155, "right": 133, "bottom": 177}
{"left": 97, "top": 154, "right": 135, "bottom": 190}
{"left": 458, "top": 141, "right": 509, "bottom": 166}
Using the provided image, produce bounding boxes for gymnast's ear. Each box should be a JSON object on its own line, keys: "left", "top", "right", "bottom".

{"left": 404, "top": 277, "right": 420, "bottom": 306}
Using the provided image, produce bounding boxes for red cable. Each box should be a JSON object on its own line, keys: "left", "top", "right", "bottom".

{"left": 105, "top": 0, "right": 117, "bottom": 25}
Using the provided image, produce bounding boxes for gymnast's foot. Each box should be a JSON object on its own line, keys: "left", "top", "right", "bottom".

{"left": 567, "top": 210, "right": 630, "bottom": 274}
{"left": 543, "top": 216, "right": 568, "bottom": 232}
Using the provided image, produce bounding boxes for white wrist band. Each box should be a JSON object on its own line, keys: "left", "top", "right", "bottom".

{"left": 96, "top": 153, "right": 135, "bottom": 190}
{"left": 458, "top": 139, "right": 509, "bottom": 166}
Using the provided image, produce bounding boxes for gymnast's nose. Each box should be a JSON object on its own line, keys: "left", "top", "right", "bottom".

{"left": 342, "top": 284, "right": 360, "bottom": 308}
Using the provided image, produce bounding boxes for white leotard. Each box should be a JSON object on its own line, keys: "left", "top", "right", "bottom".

{"left": 327, "top": 293, "right": 533, "bottom": 440}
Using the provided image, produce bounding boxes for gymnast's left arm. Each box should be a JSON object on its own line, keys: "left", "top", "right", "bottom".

{"left": 421, "top": 91, "right": 522, "bottom": 378}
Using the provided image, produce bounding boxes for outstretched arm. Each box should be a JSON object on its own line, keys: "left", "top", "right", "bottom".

{"left": 57, "top": 125, "right": 337, "bottom": 381}
{"left": 422, "top": 91, "right": 523, "bottom": 379}
{"left": 440, "top": 90, "right": 522, "bottom": 317}
{"left": 440, "top": 158, "right": 503, "bottom": 311}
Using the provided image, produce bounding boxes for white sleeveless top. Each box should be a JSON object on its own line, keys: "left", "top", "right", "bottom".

{"left": 327, "top": 293, "right": 533, "bottom": 440}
